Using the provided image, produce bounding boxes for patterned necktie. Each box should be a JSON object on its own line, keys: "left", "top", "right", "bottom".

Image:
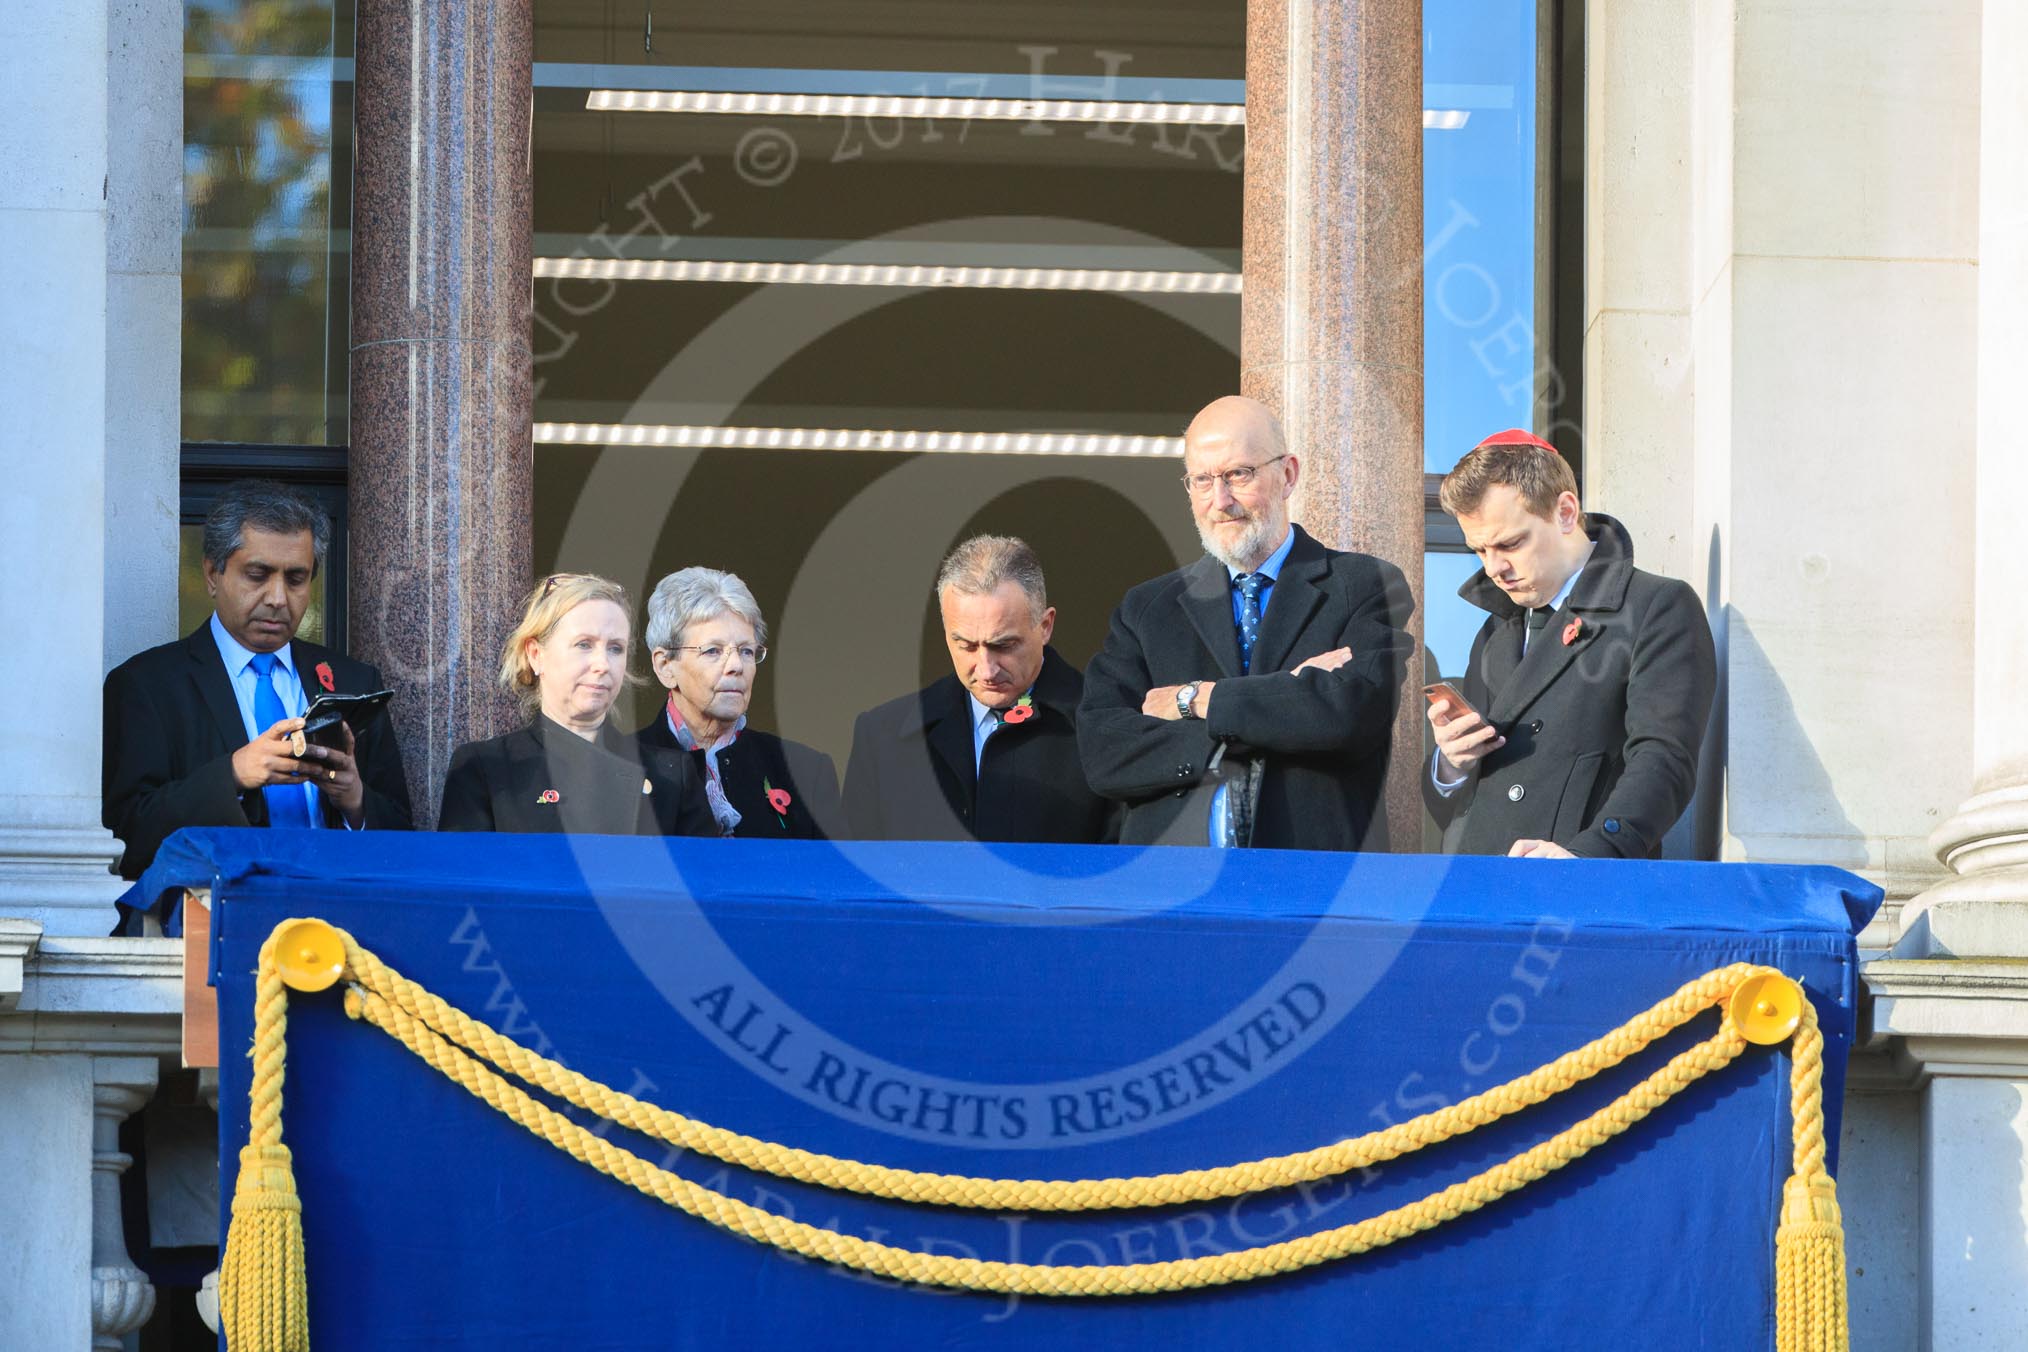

{"left": 249, "top": 653, "right": 312, "bottom": 829}
{"left": 1235, "top": 572, "right": 1266, "bottom": 673}
{"left": 1523, "top": 605, "right": 1554, "bottom": 653}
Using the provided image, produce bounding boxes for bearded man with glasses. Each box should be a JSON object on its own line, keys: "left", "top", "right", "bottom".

{"left": 1078, "top": 395, "right": 1415, "bottom": 850}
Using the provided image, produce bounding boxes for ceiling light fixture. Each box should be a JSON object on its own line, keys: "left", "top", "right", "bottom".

{"left": 585, "top": 89, "right": 1244, "bottom": 125}
{"left": 531, "top": 257, "right": 1241, "bottom": 293}
{"left": 534, "top": 423, "right": 1184, "bottom": 457}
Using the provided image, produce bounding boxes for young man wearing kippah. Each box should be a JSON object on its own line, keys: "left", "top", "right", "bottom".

{"left": 1426, "top": 431, "right": 1715, "bottom": 858}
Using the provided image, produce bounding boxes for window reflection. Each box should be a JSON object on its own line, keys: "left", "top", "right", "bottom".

{"left": 183, "top": 0, "right": 352, "bottom": 446}
{"left": 1424, "top": 0, "right": 1540, "bottom": 473}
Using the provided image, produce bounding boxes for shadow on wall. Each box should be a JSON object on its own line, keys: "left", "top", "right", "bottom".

{"left": 1665, "top": 525, "right": 1727, "bottom": 861}
{"left": 1719, "top": 607, "right": 1866, "bottom": 870}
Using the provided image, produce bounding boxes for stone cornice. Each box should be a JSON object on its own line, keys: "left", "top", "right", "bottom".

{"left": 1863, "top": 954, "right": 2028, "bottom": 1081}
{"left": 0, "top": 935, "right": 183, "bottom": 1056}
{"left": 0, "top": 917, "right": 41, "bottom": 1012}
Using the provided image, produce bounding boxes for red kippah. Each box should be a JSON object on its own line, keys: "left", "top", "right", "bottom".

{"left": 1473, "top": 428, "right": 1563, "bottom": 455}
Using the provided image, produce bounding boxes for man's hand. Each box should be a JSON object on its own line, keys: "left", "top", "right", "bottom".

{"left": 1428, "top": 697, "right": 1505, "bottom": 778}
{"left": 302, "top": 721, "right": 366, "bottom": 826}
{"left": 1142, "top": 682, "right": 1214, "bottom": 721}
{"left": 1508, "top": 839, "right": 1577, "bottom": 859}
{"left": 1292, "top": 646, "right": 1353, "bottom": 676}
{"left": 232, "top": 717, "right": 312, "bottom": 791}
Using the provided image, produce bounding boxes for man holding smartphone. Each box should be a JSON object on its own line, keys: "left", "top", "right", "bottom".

{"left": 103, "top": 480, "right": 412, "bottom": 880}
{"left": 1425, "top": 431, "right": 1715, "bottom": 858}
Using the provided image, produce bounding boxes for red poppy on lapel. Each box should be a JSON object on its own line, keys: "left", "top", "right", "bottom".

{"left": 763, "top": 777, "right": 792, "bottom": 829}
{"left": 537, "top": 789, "right": 560, "bottom": 805}
{"left": 1000, "top": 694, "right": 1036, "bottom": 724}
{"left": 1562, "top": 617, "right": 1583, "bottom": 646}
{"left": 315, "top": 661, "right": 336, "bottom": 692}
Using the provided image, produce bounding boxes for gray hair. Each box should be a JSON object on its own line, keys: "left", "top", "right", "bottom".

{"left": 645, "top": 567, "right": 769, "bottom": 652}
{"left": 201, "top": 480, "right": 331, "bottom": 575}
{"left": 935, "top": 535, "right": 1048, "bottom": 622}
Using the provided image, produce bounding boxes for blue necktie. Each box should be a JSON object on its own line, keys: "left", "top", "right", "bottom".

{"left": 249, "top": 653, "right": 312, "bottom": 829}
{"left": 1235, "top": 573, "right": 1266, "bottom": 674}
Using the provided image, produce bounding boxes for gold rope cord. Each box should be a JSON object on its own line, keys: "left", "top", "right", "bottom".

{"left": 341, "top": 931, "right": 1768, "bottom": 1211}
{"left": 220, "top": 919, "right": 1849, "bottom": 1351}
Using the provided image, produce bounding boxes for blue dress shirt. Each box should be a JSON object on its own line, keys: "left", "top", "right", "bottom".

{"left": 1210, "top": 527, "right": 1298, "bottom": 845}
{"left": 208, "top": 613, "right": 325, "bottom": 826}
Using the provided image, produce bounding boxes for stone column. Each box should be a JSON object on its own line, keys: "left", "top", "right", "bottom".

{"left": 1902, "top": 0, "right": 2028, "bottom": 946}
{"left": 102, "top": 0, "right": 183, "bottom": 669}
{"left": 348, "top": 0, "right": 535, "bottom": 825}
{"left": 1241, "top": 0, "right": 1425, "bottom": 850}
{"left": 89, "top": 1057, "right": 157, "bottom": 1350}
{"left": 0, "top": 1050, "right": 93, "bottom": 1346}
{"left": 1880, "top": 19, "right": 2028, "bottom": 1339}
{"left": 0, "top": 0, "right": 126, "bottom": 932}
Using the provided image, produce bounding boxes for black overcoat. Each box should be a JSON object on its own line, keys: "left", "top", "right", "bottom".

{"left": 439, "top": 715, "right": 714, "bottom": 837}
{"left": 1424, "top": 513, "right": 1717, "bottom": 858}
{"left": 635, "top": 715, "right": 844, "bottom": 840}
{"left": 1078, "top": 525, "right": 1415, "bottom": 851}
{"left": 843, "top": 647, "right": 1116, "bottom": 844}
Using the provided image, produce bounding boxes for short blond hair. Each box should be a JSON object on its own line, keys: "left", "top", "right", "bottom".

{"left": 498, "top": 573, "right": 640, "bottom": 717}
{"left": 1438, "top": 443, "right": 1584, "bottom": 527}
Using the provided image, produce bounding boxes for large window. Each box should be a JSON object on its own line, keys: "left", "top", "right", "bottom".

{"left": 527, "top": 2, "right": 1245, "bottom": 756}
{"left": 179, "top": 0, "right": 354, "bottom": 643}
{"left": 175, "top": 0, "right": 1571, "bottom": 796}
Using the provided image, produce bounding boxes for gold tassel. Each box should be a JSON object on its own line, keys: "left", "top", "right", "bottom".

{"left": 219, "top": 1142, "right": 311, "bottom": 1350}
{"left": 1774, "top": 1169, "right": 1849, "bottom": 1351}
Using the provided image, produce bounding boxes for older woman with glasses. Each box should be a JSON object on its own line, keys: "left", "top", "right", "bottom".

{"left": 637, "top": 567, "right": 842, "bottom": 839}
{"left": 439, "top": 573, "right": 714, "bottom": 836}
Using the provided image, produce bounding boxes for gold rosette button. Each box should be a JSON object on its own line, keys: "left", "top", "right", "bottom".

{"left": 1727, "top": 972, "right": 1804, "bottom": 1045}
{"left": 273, "top": 919, "right": 346, "bottom": 992}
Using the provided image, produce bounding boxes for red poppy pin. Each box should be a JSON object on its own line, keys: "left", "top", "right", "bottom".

{"left": 315, "top": 661, "right": 336, "bottom": 692}
{"left": 537, "top": 789, "right": 560, "bottom": 805}
{"left": 1561, "top": 617, "right": 1584, "bottom": 646}
{"left": 763, "top": 778, "right": 792, "bottom": 827}
{"left": 1001, "top": 695, "right": 1036, "bottom": 725}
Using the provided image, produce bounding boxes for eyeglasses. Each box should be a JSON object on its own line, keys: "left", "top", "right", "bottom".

{"left": 1180, "top": 454, "right": 1288, "bottom": 496}
{"left": 664, "top": 643, "right": 768, "bottom": 667}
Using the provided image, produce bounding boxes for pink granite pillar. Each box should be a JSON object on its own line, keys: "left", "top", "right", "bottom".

{"left": 347, "top": 0, "right": 534, "bottom": 825}
{"left": 1243, "top": 0, "right": 1426, "bottom": 851}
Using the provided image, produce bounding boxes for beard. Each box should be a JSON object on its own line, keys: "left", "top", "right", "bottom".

{"left": 1195, "top": 504, "right": 1287, "bottom": 572}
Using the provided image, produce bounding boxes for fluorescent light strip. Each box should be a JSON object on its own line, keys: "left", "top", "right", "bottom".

{"left": 586, "top": 90, "right": 1472, "bottom": 131}
{"left": 535, "top": 423, "right": 1183, "bottom": 457}
{"left": 533, "top": 256, "right": 1241, "bottom": 294}
{"left": 586, "top": 89, "right": 1245, "bottom": 126}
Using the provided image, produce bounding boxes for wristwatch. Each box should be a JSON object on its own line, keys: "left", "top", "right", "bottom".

{"left": 1176, "top": 681, "right": 1202, "bottom": 719}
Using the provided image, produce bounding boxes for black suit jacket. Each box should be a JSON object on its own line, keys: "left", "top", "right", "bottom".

{"left": 1078, "top": 525, "right": 1415, "bottom": 851}
{"left": 635, "top": 716, "right": 844, "bottom": 840}
{"left": 102, "top": 623, "right": 413, "bottom": 879}
{"left": 439, "top": 715, "right": 715, "bottom": 836}
{"left": 843, "top": 647, "right": 1117, "bottom": 844}
{"left": 1424, "top": 513, "right": 1716, "bottom": 858}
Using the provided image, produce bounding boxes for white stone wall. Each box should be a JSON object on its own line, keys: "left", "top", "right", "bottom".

{"left": 1588, "top": 2, "right": 2028, "bottom": 1348}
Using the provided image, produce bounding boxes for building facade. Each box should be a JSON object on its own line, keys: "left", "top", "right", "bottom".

{"left": 1, "top": 0, "right": 2023, "bottom": 1346}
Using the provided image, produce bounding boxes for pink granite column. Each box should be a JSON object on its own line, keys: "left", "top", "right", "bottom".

{"left": 348, "top": 0, "right": 533, "bottom": 825}
{"left": 1243, "top": 0, "right": 1426, "bottom": 851}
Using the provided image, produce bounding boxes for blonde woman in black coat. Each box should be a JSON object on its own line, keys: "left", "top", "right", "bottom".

{"left": 439, "top": 573, "right": 713, "bottom": 837}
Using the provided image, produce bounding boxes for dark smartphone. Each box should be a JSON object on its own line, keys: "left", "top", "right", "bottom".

{"left": 301, "top": 689, "right": 394, "bottom": 750}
